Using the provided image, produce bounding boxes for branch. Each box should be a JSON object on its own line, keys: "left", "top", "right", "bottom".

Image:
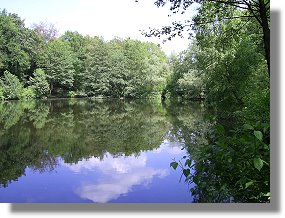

{"left": 241, "top": 0, "right": 263, "bottom": 25}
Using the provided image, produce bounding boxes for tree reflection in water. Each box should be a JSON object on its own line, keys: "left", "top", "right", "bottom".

{"left": 0, "top": 99, "right": 171, "bottom": 188}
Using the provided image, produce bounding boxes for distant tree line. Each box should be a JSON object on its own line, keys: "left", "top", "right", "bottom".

{"left": 0, "top": 9, "right": 170, "bottom": 100}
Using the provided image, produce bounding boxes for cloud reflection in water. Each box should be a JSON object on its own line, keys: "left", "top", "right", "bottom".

{"left": 67, "top": 153, "right": 169, "bottom": 203}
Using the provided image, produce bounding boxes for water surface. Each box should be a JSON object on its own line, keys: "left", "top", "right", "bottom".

{"left": 0, "top": 99, "right": 206, "bottom": 203}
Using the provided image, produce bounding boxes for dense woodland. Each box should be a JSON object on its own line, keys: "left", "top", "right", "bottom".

{"left": 0, "top": 9, "right": 170, "bottom": 99}
{"left": 0, "top": 0, "right": 270, "bottom": 203}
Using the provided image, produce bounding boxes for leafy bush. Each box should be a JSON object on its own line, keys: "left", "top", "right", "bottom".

{"left": 68, "top": 91, "right": 76, "bottom": 98}
{"left": 29, "top": 69, "right": 50, "bottom": 98}
{"left": 19, "top": 87, "right": 36, "bottom": 100}
{"left": 170, "top": 122, "right": 270, "bottom": 203}
{"left": 0, "top": 71, "right": 23, "bottom": 100}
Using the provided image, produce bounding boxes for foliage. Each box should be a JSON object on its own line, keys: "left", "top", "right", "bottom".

{"left": 61, "top": 31, "right": 87, "bottom": 91}
{"left": 165, "top": 7, "right": 269, "bottom": 120}
{"left": 169, "top": 121, "right": 270, "bottom": 203}
{"left": 146, "top": 0, "right": 270, "bottom": 74}
{"left": 0, "top": 10, "right": 31, "bottom": 80}
{"left": 38, "top": 38, "right": 75, "bottom": 95}
{"left": 0, "top": 71, "right": 23, "bottom": 100}
{"left": 67, "top": 91, "right": 76, "bottom": 98}
{"left": 18, "top": 87, "right": 36, "bottom": 100}
{"left": 165, "top": 43, "right": 204, "bottom": 99}
{"left": 81, "top": 37, "right": 169, "bottom": 98}
{"left": 0, "top": 85, "right": 4, "bottom": 101}
{"left": 28, "top": 68, "right": 50, "bottom": 98}
{"left": 0, "top": 9, "right": 170, "bottom": 99}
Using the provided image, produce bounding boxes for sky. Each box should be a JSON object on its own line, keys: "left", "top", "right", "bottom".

{"left": 0, "top": 0, "right": 199, "bottom": 55}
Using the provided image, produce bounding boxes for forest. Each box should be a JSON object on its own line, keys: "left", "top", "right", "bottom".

{"left": 0, "top": 0, "right": 270, "bottom": 203}
{"left": 0, "top": 9, "right": 170, "bottom": 99}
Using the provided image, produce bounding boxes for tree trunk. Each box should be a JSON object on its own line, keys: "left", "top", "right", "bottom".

{"left": 258, "top": 0, "right": 270, "bottom": 77}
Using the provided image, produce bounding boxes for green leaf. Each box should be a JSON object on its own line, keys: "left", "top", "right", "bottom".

{"left": 170, "top": 161, "right": 178, "bottom": 170}
{"left": 253, "top": 157, "right": 263, "bottom": 171}
{"left": 183, "top": 169, "right": 190, "bottom": 178}
{"left": 243, "top": 124, "right": 254, "bottom": 130}
{"left": 185, "top": 159, "right": 192, "bottom": 167}
{"left": 263, "top": 192, "right": 270, "bottom": 197}
{"left": 254, "top": 131, "right": 263, "bottom": 141}
{"left": 216, "top": 124, "right": 225, "bottom": 135}
{"left": 245, "top": 181, "right": 254, "bottom": 189}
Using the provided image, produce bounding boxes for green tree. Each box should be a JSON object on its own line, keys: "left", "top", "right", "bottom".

{"left": 61, "top": 31, "right": 87, "bottom": 93}
{"left": 145, "top": 0, "right": 270, "bottom": 76}
{"left": 0, "top": 10, "right": 31, "bottom": 80}
{"left": 0, "top": 71, "right": 23, "bottom": 100}
{"left": 28, "top": 68, "right": 50, "bottom": 98}
{"left": 83, "top": 36, "right": 111, "bottom": 96}
{"left": 38, "top": 39, "right": 75, "bottom": 95}
{"left": 165, "top": 43, "right": 204, "bottom": 99}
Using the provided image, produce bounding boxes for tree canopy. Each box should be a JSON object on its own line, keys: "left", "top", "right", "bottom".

{"left": 0, "top": 9, "right": 170, "bottom": 100}
{"left": 144, "top": 0, "right": 270, "bottom": 75}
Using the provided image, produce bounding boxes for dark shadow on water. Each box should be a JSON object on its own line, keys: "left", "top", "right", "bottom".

{"left": 10, "top": 10, "right": 280, "bottom": 213}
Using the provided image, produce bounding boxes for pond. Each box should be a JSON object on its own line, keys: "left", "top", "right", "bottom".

{"left": 0, "top": 98, "right": 208, "bottom": 203}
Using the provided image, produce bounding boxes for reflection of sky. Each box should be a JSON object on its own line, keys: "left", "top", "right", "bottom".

{"left": 66, "top": 140, "right": 190, "bottom": 203}
{"left": 0, "top": 140, "right": 193, "bottom": 203}
{"left": 67, "top": 154, "right": 168, "bottom": 203}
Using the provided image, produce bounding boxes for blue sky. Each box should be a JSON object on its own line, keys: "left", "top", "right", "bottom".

{"left": 0, "top": 0, "right": 199, "bottom": 55}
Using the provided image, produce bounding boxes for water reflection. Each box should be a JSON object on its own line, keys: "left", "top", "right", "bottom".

{"left": 0, "top": 99, "right": 206, "bottom": 202}
{"left": 68, "top": 153, "right": 168, "bottom": 203}
{"left": 0, "top": 99, "right": 169, "bottom": 186}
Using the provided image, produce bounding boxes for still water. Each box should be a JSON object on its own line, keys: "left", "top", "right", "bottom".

{"left": 0, "top": 99, "right": 207, "bottom": 203}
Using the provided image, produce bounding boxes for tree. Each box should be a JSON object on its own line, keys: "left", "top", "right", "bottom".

{"left": 144, "top": 0, "right": 270, "bottom": 76}
{"left": 165, "top": 43, "right": 204, "bottom": 99}
{"left": 28, "top": 68, "right": 50, "bottom": 98}
{"left": 83, "top": 36, "right": 111, "bottom": 96}
{"left": 61, "top": 31, "right": 87, "bottom": 92}
{"left": 38, "top": 39, "right": 75, "bottom": 95}
{"left": 107, "top": 38, "right": 130, "bottom": 97}
{"left": 0, "top": 10, "right": 31, "bottom": 80}
{"left": 0, "top": 71, "right": 23, "bottom": 100}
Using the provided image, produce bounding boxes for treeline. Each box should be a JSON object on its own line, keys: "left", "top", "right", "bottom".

{"left": 164, "top": 3, "right": 269, "bottom": 123}
{"left": 0, "top": 9, "right": 170, "bottom": 100}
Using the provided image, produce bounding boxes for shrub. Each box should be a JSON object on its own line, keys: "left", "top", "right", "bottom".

{"left": 0, "top": 71, "right": 23, "bottom": 99}
{"left": 29, "top": 69, "right": 50, "bottom": 98}
{"left": 19, "top": 87, "right": 36, "bottom": 100}
{"left": 68, "top": 91, "right": 76, "bottom": 98}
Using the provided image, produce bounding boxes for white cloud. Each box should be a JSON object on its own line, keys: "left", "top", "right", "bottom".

{"left": 66, "top": 153, "right": 169, "bottom": 203}
{"left": 153, "top": 139, "right": 185, "bottom": 155}
{"left": 76, "top": 167, "right": 168, "bottom": 203}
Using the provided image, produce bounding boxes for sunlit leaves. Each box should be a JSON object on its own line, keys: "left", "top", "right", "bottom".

{"left": 243, "top": 124, "right": 254, "bottom": 130}
{"left": 254, "top": 131, "right": 263, "bottom": 141}
{"left": 253, "top": 157, "right": 264, "bottom": 171}
{"left": 245, "top": 181, "right": 254, "bottom": 189}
